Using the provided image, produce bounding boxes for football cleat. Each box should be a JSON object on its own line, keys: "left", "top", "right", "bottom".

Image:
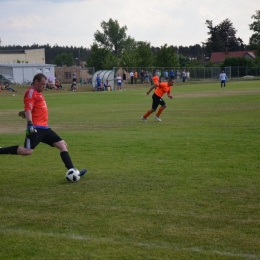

{"left": 141, "top": 116, "right": 147, "bottom": 122}
{"left": 154, "top": 116, "right": 162, "bottom": 122}
{"left": 79, "top": 168, "right": 87, "bottom": 177}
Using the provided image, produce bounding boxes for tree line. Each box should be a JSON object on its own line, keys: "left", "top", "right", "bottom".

{"left": 1, "top": 10, "right": 259, "bottom": 70}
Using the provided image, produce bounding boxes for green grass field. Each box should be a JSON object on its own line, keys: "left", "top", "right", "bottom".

{"left": 0, "top": 81, "right": 260, "bottom": 260}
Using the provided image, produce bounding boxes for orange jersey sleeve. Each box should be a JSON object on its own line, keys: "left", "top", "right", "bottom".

{"left": 24, "top": 87, "right": 49, "bottom": 127}
{"left": 154, "top": 82, "right": 172, "bottom": 97}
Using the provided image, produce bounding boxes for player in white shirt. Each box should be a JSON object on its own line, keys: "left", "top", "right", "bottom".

{"left": 219, "top": 70, "right": 227, "bottom": 87}
{"left": 117, "top": 74, "right": 122, "bottom": 91}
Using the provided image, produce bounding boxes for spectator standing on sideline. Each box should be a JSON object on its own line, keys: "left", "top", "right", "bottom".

{"left": 144, "top": 71, "right": 149, "bottom": 83}
{"left": 96, "top": 74, "right": 101, "bottom": 89}
{"left": 134, "top": 71, "right": 138, "bottom": 84}
{"left": 123, "top": 71, "right": 127, "bottom": 84}
{"left": 219, "top": 70, "right": 227, "bottom": 87}
{"left": 117, "top": 74, "right": 122, "bottom": 91}
{"left": 140, "top": 69, "right": 145, "bottom": 84}
{"left": 72, "top": 71, "right": 77, "bottom": 83}
{"left": 164, "top": 70, "right": 169, "bottom": 80}
{"left": 158, "top": 70, "right": 162, "bottom": 82}
{"left": 130, "top": 71, "right": 134, "bottom": 84}
{"left": 182, "top": 70, "right": 186, "bottom": 82}
{"left": 141, "top": 78, "right": 174, "bottom": 122}
{"left": 176, "top": 70, "right": 180, "bottom": 82}
{"left": 186, "top": 71, "right": 190, "bottom": 81}
{"left": 170, "top": 69, "right": 175, "bottom": 80}
{"left": 0, "top": 73, "right": 87, "bottom": 179}
{"left": 148, "top": 72, "right": 153, "bottom": 85}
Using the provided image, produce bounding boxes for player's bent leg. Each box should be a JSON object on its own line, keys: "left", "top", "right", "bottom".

{"left": 155, "top": 105, "right": 166, "bottom": 121}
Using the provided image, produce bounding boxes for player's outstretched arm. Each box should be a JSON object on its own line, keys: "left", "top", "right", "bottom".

{"left": 146, "top": 85, "right": 156, "bottom": 95}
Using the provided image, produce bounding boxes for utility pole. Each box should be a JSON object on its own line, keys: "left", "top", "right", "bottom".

{"left": 79, "top": 48, "right": 80, "bottom": 66}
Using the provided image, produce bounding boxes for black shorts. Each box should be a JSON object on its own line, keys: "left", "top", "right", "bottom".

{"left": 24, "top": 128, "right": 63, "bottom": 150}
{"left": 152, "top": 93, "right": 166, "bottom": 110}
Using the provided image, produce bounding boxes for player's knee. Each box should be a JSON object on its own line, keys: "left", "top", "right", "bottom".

{"left": 19, "top": 147, "right": 33, "bottom": 156}
{"left": 54, "top": 140, "right": 68, "bottom": 151}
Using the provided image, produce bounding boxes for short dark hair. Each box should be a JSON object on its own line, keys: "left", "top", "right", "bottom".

{"left": 33, "top": 73, "right": 47, "bottom": 83}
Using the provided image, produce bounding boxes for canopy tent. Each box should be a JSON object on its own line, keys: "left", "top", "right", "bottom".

{"left": 92, "top": 70, "right": 115, "bottom": 90}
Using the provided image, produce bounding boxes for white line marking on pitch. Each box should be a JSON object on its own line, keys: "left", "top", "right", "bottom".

{"left": 0, "top": 227, "right": 258, "bottom": 259}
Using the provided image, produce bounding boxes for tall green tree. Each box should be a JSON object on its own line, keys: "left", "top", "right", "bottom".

{"left": 203, "top": 19, "right": 245, "bottom": 56}
{"left": 154, "top": 44, "right": 179, "bottom": 67}
{"left": 135, "top": 41, "right": 154, "bottom": 67}
{"left": 249, "top": 10, "right": 260, "bottom": 47}
{"left": 203, "top": 20, "right": 225, "bottom": 55}
{"left": 178, "top": 54, "right": 190, "bottom": 67}
{"left": 53, "top": 53, "right": 74, "bottom": 66}
{"left": 94, "top": 18, "right": 132, "bottom": 55}
{"left": 102, "top": 53, "right": 118, "bottom": 70}
{"left": 118, "top": 38, "right": 138, "bottom": 67}
{"left": 86, "top": 43, "right": 112, "bottom": 70}
{"left": 217, "top": 19, "right": 244, "bottom": 51}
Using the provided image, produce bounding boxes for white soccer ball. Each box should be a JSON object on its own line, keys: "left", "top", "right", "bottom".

{"left": 66, "top": 168, "right": 80, "bottom": 182}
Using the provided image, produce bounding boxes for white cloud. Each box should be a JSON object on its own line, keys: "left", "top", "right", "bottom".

{"left": 0, "top": 0, "right": 258, "bottom": 48}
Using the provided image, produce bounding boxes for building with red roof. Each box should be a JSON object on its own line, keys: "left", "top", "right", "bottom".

{"left": 210, "top": 51, "right": 255, "bottom": 64}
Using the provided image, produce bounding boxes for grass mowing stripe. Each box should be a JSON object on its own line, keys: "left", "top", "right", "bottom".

{"left": 0, "top": 227, "right": 258, "bottom": 259}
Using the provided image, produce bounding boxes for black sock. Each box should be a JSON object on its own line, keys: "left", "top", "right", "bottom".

{"left": 0, "top": 145, "right": 19, "bottom": 154}
{"left": 60, "top": 151, "right": 74, "bottom": 169}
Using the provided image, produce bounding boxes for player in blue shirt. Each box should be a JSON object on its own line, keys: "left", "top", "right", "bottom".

{"left": 170, "top": 70, "right": 174, "bottom": 80}
{"left": 96, "top": 74, "right": 101, "bottom": 88}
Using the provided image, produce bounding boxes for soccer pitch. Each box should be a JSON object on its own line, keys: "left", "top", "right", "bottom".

{"left": 0, "top": 81, "right": 260, "bottom": 259}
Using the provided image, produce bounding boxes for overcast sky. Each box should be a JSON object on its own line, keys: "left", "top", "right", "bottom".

{"left": 0, "top": 0, "right": 258, "bottom": 49}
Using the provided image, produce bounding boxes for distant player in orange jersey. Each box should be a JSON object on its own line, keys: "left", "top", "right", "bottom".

{"left": 0, "top": 73, "right": 87, "bottom": 179}
{"left": 141, "top": 78, "right": 174, "bottom": 122}
{"left": 152, "top": 72, "right": 159, "bottom": 86}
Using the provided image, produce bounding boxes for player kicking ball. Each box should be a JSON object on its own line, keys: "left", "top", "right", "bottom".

{"left": 0, "top": 73, "right": 87, "bottom": 180}
{"left": 141, "top": 78, "right": 174, "bottom": 122}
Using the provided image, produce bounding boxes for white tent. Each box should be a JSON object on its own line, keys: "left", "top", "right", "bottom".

{"left": 92, "top": 70, "right": 115, "bottom": 90}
